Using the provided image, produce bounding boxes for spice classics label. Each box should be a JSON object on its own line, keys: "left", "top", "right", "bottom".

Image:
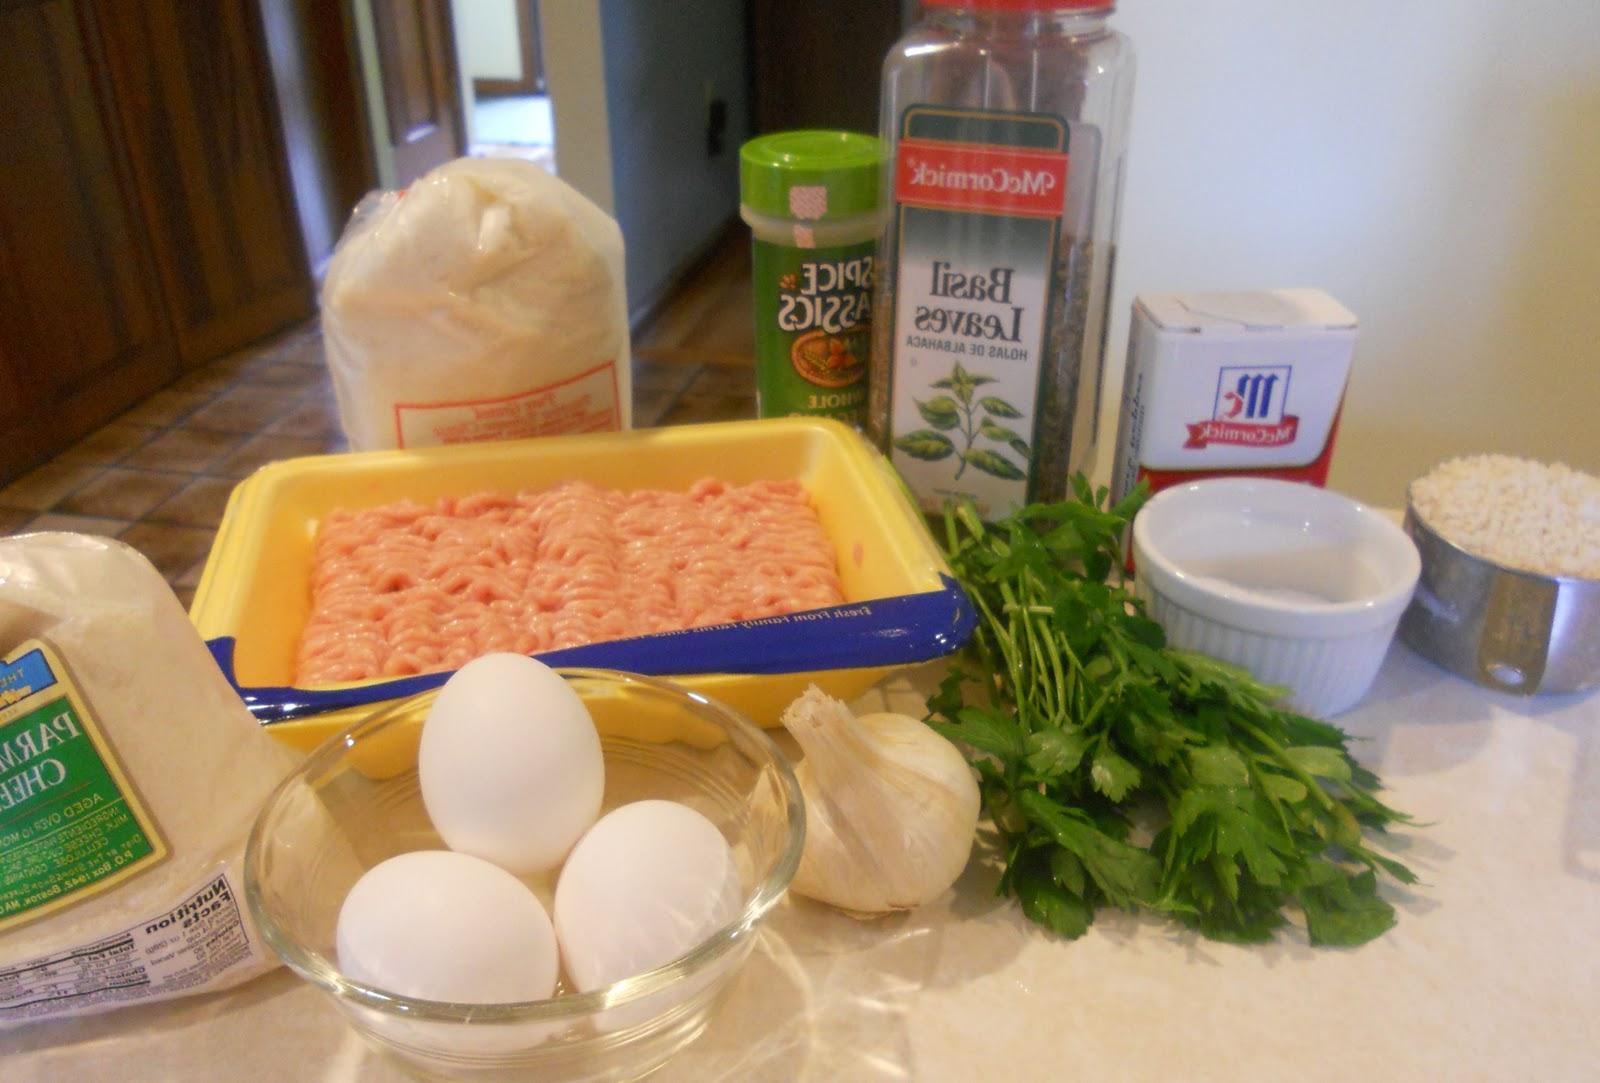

{"left": 886, "top": 107, "right": 1068, "bottom": 516}
{"left": 752, "top": 240, "right": 873, "bottom": 423}
{"left": 0, "top": 641, "right": 166, "bottom": 933}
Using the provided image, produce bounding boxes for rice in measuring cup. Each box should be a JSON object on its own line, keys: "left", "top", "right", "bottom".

{"left": 1409, "top": 454, "right": 1600, "bottom": 578}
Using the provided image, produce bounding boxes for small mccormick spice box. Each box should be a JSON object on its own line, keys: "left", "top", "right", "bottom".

{"left": 1111, "top": 289, "right": 1358, "bottom": 504}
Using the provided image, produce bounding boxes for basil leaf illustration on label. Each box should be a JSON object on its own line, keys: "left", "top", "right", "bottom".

{"left": 980, "top": 418, "right": 1024, "bottom": 444}
{"left": 918, "top": 396, "right": 962, "bottom": 431}
{"left": 909, "top": 362, "right": 1033, "bottom": 485}
{"left": 895, "top": 430, "right": 957, "bottom": 461}
{"left": 963, "top": 448, "right": 1026, "bottom": 480}
{"left": 980, "top": 396, "right": 1023, "bottom": 418}
{"left": 949, "top": 364, "right": 976, "bottom": 405}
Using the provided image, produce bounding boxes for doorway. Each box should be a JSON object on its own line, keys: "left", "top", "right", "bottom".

{"left": 451, "top": 1, "right": 556, "bottom": 173}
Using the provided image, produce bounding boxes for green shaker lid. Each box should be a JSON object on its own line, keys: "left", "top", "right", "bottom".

{"left": 740, "top": 130, "right": 882, "bottom": 220}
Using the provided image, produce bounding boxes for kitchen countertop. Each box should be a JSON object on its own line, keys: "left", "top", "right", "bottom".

{"left": 9, "top": 642, "right": 1599, "bottom": 1081}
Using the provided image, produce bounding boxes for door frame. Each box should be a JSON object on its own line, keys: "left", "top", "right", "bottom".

{"left": 349, "top": 0, "right": 468, "bottom": 189}
{"left": 472, "top": 0, "right": 543, "bottom": 98}
{"left": 537, "top": 3, "right": 611, "bottom": 211}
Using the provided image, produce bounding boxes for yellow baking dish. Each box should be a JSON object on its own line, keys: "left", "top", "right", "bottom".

{"left": 190, "top": 417, "right": 971, "bottom": 752}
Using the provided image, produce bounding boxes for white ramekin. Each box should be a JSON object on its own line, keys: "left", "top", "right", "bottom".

{"left": 1131, "top": 478, "right": 1421, "bottom": 717}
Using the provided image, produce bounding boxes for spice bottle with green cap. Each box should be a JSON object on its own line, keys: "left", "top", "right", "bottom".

{"left": 740, "top": 131, "right": 883, "bottom": 425}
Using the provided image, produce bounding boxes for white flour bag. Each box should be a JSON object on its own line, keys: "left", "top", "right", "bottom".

{"left": 0, "top": 534, "right": 300, "bottom": 1026}
{"left": 322, "top": 157, "right": 633, "bottom": 451}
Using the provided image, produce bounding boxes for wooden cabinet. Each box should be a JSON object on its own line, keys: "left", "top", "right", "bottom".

{"left": 0, "top": 0, "right": 313, "bottom": 482}
{"left": 91, "top": 0, "right": 313, "bottom": 366}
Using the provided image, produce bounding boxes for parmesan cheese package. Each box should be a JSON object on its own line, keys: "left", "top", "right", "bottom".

{"left": 0, "top": 534, "right": 300, "bottom": 1026}
{"left": 321, "top": 156, "right": 634, "bottom": 451}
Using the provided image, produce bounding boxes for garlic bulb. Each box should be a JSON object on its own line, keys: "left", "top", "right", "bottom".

{"left": 779, "top": 686, "right": 980, "bottom": 914}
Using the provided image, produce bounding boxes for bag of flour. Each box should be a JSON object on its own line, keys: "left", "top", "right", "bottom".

{"left": 322, "top": 157, "right": 633, "bottom": 451}
{"left": 0, "top": 534, "right": 300, "bottom": 1026}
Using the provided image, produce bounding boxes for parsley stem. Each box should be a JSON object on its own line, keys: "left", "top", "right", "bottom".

{"left": 963, "top": 591, "right": 1010, "bottom": 709}
{"left": 1014, "top": 585, "right": 1054, "bottom": 725}
{"left": 1022, "top": 618, "right": 1050, "bottom": 724}
{"left": 1236, "top": 718, "right": 1339, "bottom": 816}
{"left": 1046, "top": 633, "right": 1071, "bottom": 726}
{"left": 1081, "top": 684, "right": 1114, "bottom": 730}
{"left": 995, "top": 582, "right": 1029, "bottom": 713}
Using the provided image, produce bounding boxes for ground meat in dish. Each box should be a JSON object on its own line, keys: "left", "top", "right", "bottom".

{"left": 295, "top": 478, "right": 845, "bottom": 683}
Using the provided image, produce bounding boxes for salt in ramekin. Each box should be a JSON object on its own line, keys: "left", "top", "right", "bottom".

{"left": 1131, "top": 478, "right": 1420, "bottom": 717}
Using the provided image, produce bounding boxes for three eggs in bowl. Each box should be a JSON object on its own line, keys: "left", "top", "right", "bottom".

{"left": 245, "top": 660, "right": 804, "bottom": 1077}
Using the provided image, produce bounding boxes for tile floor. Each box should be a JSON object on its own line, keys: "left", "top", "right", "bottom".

{"left": 0, "top": 235, "right": 758, "bottom": 610}
{"left": 472, "top": 94, "right": 554, "bottom": 145}
{"left": 0, "top": 324, "right": 343, "bottom": 609}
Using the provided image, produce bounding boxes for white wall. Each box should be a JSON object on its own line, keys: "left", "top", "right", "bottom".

{"left": 1096, "top": 1, "right": 1600, "bottom": 504}
{"left": 453, "top": 0, "right": 524, "bottom": 81}
{"left": 597, "top": 0, "right": 748, "bottom": 318}
{"left": 539, "top": 3, "right": 613, "bottom": 213}
{"left": 538, "top": 2, "right": 748, "bottom": 318}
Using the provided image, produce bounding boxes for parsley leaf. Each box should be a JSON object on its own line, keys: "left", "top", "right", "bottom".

{"left": 1025, "top": 728, "right": 1091, "bottom": 778}
{"left": 1299, "top": 868, "right": 1398, "bottom": 946}
{"left": 1015, "top": 854, "right": 1095, "bottom": 938}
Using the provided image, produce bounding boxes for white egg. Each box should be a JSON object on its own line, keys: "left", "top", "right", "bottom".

{"left": 336, "top": 850, "right": 558, "bottom": 1003}
{"left": 554, "top": 800, "right": 742, "bottom": 992}
{"left": 419, "top": 653, "right": 603, "bottom": 874}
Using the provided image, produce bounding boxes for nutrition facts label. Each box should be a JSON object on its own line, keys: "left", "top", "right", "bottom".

{"left": 0, "top": 871, "right": 261, "bottom": 1023}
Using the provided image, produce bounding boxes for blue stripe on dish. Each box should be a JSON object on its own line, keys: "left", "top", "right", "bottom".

{"left": 207, "top": 576, "right": 975, "bottom": 724}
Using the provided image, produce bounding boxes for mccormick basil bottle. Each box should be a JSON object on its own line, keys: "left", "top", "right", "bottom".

{"left": 870, "top": 0, "right": 1135, "bottom": 517}
{"left": 740, "top": 131, "right": 883, "bottom": 426}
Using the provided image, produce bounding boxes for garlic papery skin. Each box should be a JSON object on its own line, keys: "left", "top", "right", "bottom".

{"left": 779, "top": 686, "right": 980, "bottom": 914}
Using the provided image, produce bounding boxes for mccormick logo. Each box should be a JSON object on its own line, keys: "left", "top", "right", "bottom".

{"left": 1185, "top": 365, "right": 1299, "bottom": 449}
{"left": 894, "top": 138, "right": 1068, "bottom": 218}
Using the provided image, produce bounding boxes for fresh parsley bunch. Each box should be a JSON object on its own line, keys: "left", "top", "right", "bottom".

{"left": 928, "top": 479, "right": 1416, "bottom": 946}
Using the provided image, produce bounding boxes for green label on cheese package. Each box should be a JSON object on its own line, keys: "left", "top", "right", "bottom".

{"left": 752, "top": 238, "right": 873, "bottom": 424}
{"left": 0, "top": 640, "right": 166, "bottom": 932}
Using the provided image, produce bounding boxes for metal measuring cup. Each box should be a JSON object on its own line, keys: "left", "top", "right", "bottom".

{"left": 1399, "top": 497, "right": 1600, "bottom": 695}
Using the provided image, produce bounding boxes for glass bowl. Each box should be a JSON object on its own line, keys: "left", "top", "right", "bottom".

{"left": 245, "top": 669, "right": 805, "bottom": 1081}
